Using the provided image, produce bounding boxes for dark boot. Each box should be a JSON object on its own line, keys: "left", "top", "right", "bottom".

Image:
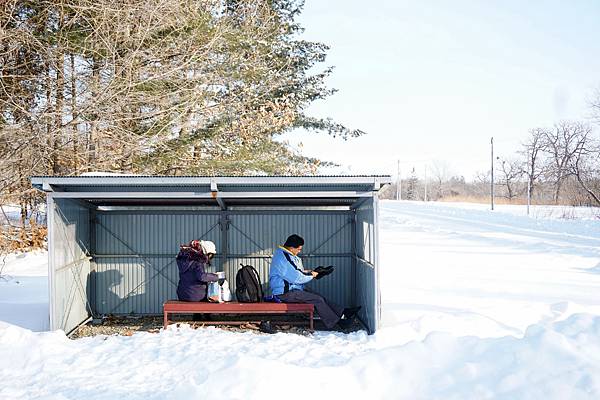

{"left": 338, "top": 317, "right": 356, "bottom": 330}
{"left": 192, "top": 313, "right": 212, "bottom": 321}
{"left": 343, "top": 306, "right": 361, "bottom": 320}
{"left": 259, "top": 320, "right": 275, "bottom": 334}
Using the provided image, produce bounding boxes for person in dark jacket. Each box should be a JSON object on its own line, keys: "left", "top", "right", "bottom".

{"left": 176, "top": 239, "right": 219, "bottom": 302}
{"left": 269, "top": 234, "right": 360, "bottom": 329}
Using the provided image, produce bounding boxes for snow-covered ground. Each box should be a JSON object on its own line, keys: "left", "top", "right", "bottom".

{"left": 0, "top": 204, "right": 46, "bottom": 225}
{"left": 2, "top": 200, "right": 600, "bottom": 399}
{"left": 0, "top": 251, "right": 49, "bottom": 332}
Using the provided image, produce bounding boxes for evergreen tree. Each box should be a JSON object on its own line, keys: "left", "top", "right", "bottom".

{"left": 0, "top": 0, "right": 362, "bottom": 180}
{"left": 406, "top": 168, "right": 419, "bottom": 200}
{"left": 0, "top": 0, "right": 363, "bottom": 248}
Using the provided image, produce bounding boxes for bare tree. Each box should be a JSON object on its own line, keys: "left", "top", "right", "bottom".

{"left": 430, "top": 160, "right": 452, "bottom": 200}
{"left": 1, "top": 0, "right": 363, "bottom": 177}
{"left": 520, "top": 128, "right": 547, "bottom": 200}
{"left": 496, "top": 157, "right": 523, "bottom": 201}
{"left": 447, "top": 175, "right": 466, "bottom": 197}
{"left": 569, "top": 131, "right": 600, "bottom": 205}
{"left": 0, "top": 0, "right": 364, "bottom": 251}
{"left": 540, "top": 121, "right": 593, "bottom": 204}
{"left": 468, "top": 170, "right": 490, "bottom": 198}
{"left": 591, "top": 87, "right": 600, "bottom": 125}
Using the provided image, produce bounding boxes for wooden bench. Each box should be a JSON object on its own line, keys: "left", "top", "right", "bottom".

{"left": 163, "top": 300, "right": 314, "bottom": 330}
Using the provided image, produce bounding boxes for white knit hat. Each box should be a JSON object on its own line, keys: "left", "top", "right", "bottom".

{"left": 200, "top": 240, "right": 216, "bottom": 255}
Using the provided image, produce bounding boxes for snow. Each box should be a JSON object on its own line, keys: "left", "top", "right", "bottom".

{"left": 0, "top": 204, "right": 46, "bottom": 225}
{"left": 2, "top": 200, "right": 600, "bottom": 399}
{"left": 0, "top": 205, "right": 20, "bottom": 223}
{"left": 0, "top": 251, "right": 49, "bottom": 332}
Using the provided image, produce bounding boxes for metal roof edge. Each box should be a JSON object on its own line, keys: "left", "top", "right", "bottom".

{"left": 31, "top": 175, "right": 392, "bottom": 192}
{"left": 31, "top": 174, "right": 391, "bottom": 179}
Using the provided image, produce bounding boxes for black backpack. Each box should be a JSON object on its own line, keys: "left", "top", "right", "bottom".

{"left": 235, "top": 264, "right": 263, "bottom": 302}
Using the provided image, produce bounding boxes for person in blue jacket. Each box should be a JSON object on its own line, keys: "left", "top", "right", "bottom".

{"left": 269, "top": 234, "right": 360, "bottom": 329}
{"left": 176, "top": 239, "right": 219, "bottom": 302}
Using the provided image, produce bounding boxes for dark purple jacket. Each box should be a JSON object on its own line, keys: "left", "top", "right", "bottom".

{"left": 176, "top": 249, "right": 219, "bottom": 302}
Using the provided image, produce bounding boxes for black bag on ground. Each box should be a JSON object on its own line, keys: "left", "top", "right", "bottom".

{"left": 235, "top": 264, "right": 263, "bottom": 302}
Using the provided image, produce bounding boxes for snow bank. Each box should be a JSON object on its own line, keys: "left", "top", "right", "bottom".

{"left": 432, "top": 200, "right": 600, "bottom": 220}
{"left": 0, "top": 251, "right": 49, "bottom": 331}
{"left": 1, "top": 315, "right": 600, "bottom": 399}
{"left": 2, "top": 201, "right": 600, "bottom": 398}
{"left": 379, "top": 201, "right": 600, "bottom": 340}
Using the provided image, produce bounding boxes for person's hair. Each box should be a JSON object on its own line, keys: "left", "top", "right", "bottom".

{"left": 284, "top": 234, "right": 304, "bottom": 248}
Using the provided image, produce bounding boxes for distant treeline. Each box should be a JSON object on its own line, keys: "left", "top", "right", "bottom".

{"left": 382, "top": 117, "right": 600, "bottom": 206}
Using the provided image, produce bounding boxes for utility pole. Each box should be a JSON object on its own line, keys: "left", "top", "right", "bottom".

{"left": 490, "top": 137, "right": 494, "bottom": 211}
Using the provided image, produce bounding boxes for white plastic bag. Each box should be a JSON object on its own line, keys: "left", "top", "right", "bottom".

{"left": 221, "top": 279, "right": 232, "bottom": 302}
{"left": 207, "top": 281, "right": 221, "bottom": 303}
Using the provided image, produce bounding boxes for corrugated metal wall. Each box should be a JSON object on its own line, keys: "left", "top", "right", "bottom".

{"left": 355, "top": 198, "right": 377, "bottom": 333}
{"left": 91, "top": 210, "right": 356, "bottom": 314}
{"left": 92, "top": 211, "right": 221, "bottom": 314}
{"left": 226, "top": 211, "right": 354, "bottom": 307}
{"left": 50, "top": 198, "right": 91, "bottom": 332}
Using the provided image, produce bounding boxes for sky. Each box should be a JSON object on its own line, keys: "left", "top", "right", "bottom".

{"left": 279, "top": 0, "right": 600, "bottom": 180}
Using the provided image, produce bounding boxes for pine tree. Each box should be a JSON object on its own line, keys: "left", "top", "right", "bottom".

{"left": 0, "top": 0, "right": 364, "bottom": 249}
{"left": 406, "top": 168, "right": 419, "bottom": 200}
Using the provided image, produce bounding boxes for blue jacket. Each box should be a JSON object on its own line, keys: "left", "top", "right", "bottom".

{"left": 269, "top": 246, "right": 313, "bottom": 295}
{"left": 176, "top": 249, "right": 219, "bottom": 302}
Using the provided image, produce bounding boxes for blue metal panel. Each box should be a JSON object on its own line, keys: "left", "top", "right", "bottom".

{"left": 38, "top": 175, "right": 391, "bottom": 334}
{"left": 66, "top": 185, "right": 212, "bottom": 193}
{"left": 226, "top": 212, "right": 353, "bottom": 306}
{"left": 95, "top": 213, "right": 220, "bottom": 255}
{"left": 304, "top": 256, "right": 352, "bottom": 306}
{"left": 227, "top": 212, "right": 352, "bottom": 255}
{"left": 32, "top": 175, "right": 391, "bottom": 194}
{"left": 50, "top": 198, "right": 91, "bottom": 332}
{"left": 355, "top": 197, "right": 378, "bottom": 333}
{"left": 218, "top": 184, "right": 373, "bottom": 193}
{"left": 90, "top": 209, "right": 360, "bottom": 316}
{"left": 356, "top": 201, "right": 375, "bottom": 264}
{"left": 92, "top": 212, "right": 220, "bottom": 314}
{"left": 355, "top": 258, "right": 376, "bottom": 333}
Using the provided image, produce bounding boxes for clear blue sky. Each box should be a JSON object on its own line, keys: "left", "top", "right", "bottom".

{"left": 279, "top": 0, "right": 600, "bottom": 180}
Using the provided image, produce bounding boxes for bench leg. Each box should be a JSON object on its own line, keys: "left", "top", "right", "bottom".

{"left": 309, "top": 310, "right": 314, "bottom": 330}
{"left": 164, "top": 311, "right": 168, "bottom": 329}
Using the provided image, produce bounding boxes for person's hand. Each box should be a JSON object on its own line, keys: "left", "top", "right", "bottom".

{"left": 311, "top": 271, "right": 319, "bottom": 278}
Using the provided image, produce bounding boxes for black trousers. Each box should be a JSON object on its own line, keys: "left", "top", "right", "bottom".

{"left": 278, "top": 289, "right": 344, "bottom": 329}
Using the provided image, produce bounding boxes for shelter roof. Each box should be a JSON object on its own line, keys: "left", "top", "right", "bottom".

{"left": 31, "top": 175, "right": 391, "bottom": 208}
